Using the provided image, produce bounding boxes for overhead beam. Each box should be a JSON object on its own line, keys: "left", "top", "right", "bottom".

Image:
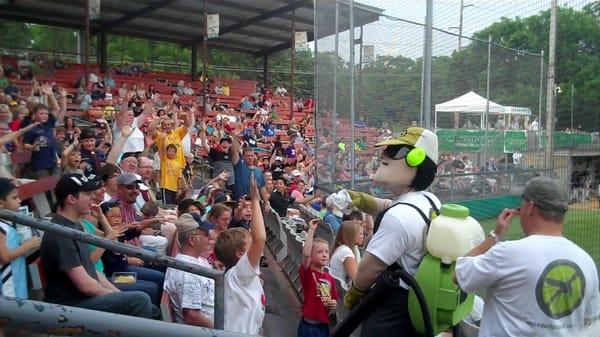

{"left": 92, "top": 0, "right": 180, "bottom": 35}
{"left": 254, "top": 31, "right": 315, "bottom": 56}
{"left": 218, "top": 0, "right": 311, "bottom": 37}
{"left": 213, "top": 0, "right": 313, "bottom": 26}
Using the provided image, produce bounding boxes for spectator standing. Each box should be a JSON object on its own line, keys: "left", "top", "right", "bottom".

{"left": 164, "top": 213, "right": 215, "bottom": 327}
{"left": 41, "top": 174, "right": 155, "bottom": 318}
{"left": 298, "top": 219, "right": 337, "bottom": 337}
{"left": 22, "top": 104, "right": 57, "bottom": 178}
{"left": 200, "top": 121, "right": 238, "bottom": 187}
{"left": 214, "top": 175, "right": 266, "bottom": 334}
{"left": 270, "top": 178, "right": 316, "bottom": 218}
{"left": 323, "top": 195, "right": 344, "bottom": 233}
{"left": 159, "top": 144, "right": 185, "bottom": 205}
{"left": 455, "top": 177, "right": 600, "bottom": 337}
{"left": 232, "top": 145, "right": 270, "bottom": 211}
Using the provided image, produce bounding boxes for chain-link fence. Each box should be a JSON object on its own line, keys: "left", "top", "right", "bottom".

{"left": 314, "top": 0, "right": 600, "bottom": 265}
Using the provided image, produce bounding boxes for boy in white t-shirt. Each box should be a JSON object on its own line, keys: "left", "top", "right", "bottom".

{"left": 214, "top": 174, "right": 266, "bottom": 335}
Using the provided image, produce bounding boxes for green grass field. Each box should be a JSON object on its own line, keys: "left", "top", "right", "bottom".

{"left": 479, "top": 208, "right": 600, "bottom": 265}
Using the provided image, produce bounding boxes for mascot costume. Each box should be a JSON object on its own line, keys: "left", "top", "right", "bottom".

{"left": 331, "top": 127, "right": 483, "bottom": 337}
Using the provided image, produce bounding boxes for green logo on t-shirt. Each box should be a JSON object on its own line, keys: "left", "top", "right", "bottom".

{"left": 535, "top": 260, "right": 585, "bottom": 319}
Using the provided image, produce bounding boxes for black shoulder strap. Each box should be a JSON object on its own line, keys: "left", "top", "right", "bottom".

{"left": 374, "top": 202, "right": 429, "bottom": 234}
{"left": 373, "top": 195, "right": 440, "bottom": 234}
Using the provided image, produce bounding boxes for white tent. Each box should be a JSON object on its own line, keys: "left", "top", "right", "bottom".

{"left": 434, "top": 91, "right": 531, "bottom": 129}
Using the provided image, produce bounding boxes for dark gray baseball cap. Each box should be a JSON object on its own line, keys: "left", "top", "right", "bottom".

{"left": 522, "top": 177, "right": 568, "bottom": 212}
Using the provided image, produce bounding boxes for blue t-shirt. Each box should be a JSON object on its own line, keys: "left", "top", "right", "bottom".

{"left": 23, "top": 123, "right": 57, "bottom": 171}
{"left": 323, "top": 211, "right": 343, "bottom": 233}
{"left": 233, "top": 160, "right": 266, "bottom": 199}
{"left": 241, "top": 100, "right": 253, "bottom": 110}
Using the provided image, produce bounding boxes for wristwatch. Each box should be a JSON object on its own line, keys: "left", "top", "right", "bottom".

{"left": 489, "top": 230, "right": 501, "bottom": 243}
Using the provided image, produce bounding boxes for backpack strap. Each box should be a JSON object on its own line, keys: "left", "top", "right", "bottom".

{"left": 372, "top": 195, "right": 440, "bottom": 272}
{"left": 374, "top": 201, "right": 434, "bottom": 234}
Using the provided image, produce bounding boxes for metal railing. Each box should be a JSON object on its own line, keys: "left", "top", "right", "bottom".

{"left": 0, "top": 296, "right": 255, "bottom": 337}
{"left": 0, "top": 210, "right": 226, "bottom": 330}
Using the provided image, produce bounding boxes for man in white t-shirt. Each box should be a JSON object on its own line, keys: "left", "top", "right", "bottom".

{"left": 455, "top": 177, "right": 600, "bottom": 337}
{"left": 164, "top": 213, "right": 215, "bottom": 328}
{"left": 342, "top": 127, "right": 441, "bottom": 337}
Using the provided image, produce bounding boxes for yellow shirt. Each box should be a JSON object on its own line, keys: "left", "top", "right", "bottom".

{"left": 223, "top": 85, "right": 230, "bottom": 96}
{"left": 157, "top": 126, "right": 187, "bottom": 170}
{"left": 160, "top": 157, "right": 182, "bottom": 192}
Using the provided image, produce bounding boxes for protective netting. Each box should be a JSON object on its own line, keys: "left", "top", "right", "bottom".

{"left": 315, "top": 0, "right": 599, "bottom": 265}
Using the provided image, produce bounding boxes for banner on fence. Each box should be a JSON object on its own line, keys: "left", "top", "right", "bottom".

{"left": 437, "top": 129, "right": 594, "bottom": 153}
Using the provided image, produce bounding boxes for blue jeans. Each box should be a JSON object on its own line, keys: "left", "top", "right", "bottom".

{"left": 111, "top": 265, "right": 164, "bottom": 306}
{"left": 76, "top": 291, "right": 154, "bottom": 319}
{"left": 297, "top": 319, "right": 329, "bottom": 337}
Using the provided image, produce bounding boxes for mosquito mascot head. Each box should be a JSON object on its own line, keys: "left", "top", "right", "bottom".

{"left": 372, "top": 127, "right": 439, "bottom": 194}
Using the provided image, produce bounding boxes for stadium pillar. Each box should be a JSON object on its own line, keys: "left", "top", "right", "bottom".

{"left": 545, "top": 0, "right": 557, "bottom": 175}
{"left": 290, "top": 9, "right": 295, "bottom": 115}
{"left": 191, "top": 43, "right": 198, "bottom": 82}
{"left": 423, "top": 0, "right": 433, "bottom": 129}
{"left": 202, "top": 0, "right": 208, "bottom": 113}
{"left": 84, "top": 0, "right": 90, "bottom": 86}
{"left": 263, "top": 54, "right": 269, "bottom": 89}
{"left": 349, "top": 0, "right": 356, "bottom": 189}
{"left": 99, "top": 33, "right": 107, "bottom": 73}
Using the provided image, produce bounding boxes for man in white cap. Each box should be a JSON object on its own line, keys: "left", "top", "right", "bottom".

{"left": 342, "top": 127, "right": 441, "bottom": 337}
{"left": 454, "top": 177, "right": 599, "bottom": 337}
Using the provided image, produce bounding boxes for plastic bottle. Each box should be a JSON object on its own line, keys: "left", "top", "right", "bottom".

{"left": 426, "top": 204, "right": 485, "bottom": 264}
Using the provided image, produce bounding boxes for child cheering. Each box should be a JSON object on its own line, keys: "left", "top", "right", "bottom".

{"left": 298, "top": 219, "right": 337, "bottom": 337}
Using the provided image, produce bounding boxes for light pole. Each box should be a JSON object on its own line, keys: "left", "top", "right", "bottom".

{"left": 451, "top": 0, "right": 474, "bottom": 51}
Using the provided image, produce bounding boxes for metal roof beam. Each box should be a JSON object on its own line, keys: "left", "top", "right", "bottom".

{"left": 92, "top": 0, "right": 181, "bottom": 35}
{"left": 213, "top": 0, "right": 313, "bottom": 26}
{"left": 219, "top": 0, "right": 311, "bottom": 36}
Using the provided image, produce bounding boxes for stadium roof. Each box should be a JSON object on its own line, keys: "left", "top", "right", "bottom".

{"left": 0, "top": 0, "right": 383, "bottom": 56}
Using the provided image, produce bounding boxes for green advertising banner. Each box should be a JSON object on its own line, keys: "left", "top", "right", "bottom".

{"left": 437, "top": 129, "right": 593, "bottom": 153}
{"left": 503, "top": 131, "right": 528, "bottom": 153}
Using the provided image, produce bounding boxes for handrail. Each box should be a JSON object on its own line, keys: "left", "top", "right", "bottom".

{"left": 0, "top": 210, "right": 225, "bottom": 329}
{"left": 0, "top": 296, "right": 256, "bottom": 337}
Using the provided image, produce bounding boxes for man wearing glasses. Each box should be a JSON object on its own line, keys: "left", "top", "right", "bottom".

{"left": 454, "top": 177, "right": 599, "bottom": 337}
{"left": 113, "top": 173, "right": 166, "bottom": 252}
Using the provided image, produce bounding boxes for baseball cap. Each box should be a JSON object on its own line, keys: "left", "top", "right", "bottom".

{"left": 105, "top": 93, "right": 113, "bottom": 100}
{"left": 522, "top": 177, "right": 568, "bottom": 212}
{"left": 55, "top": 174, "right": 104, "bottom": 202}
{"left": 220, "top": 137, "right": 232, "bottom": 144}
{"left": 214, "top": 192, "right": 234, "bottom": 205}
{"left": 176, "top": 213, "right": 214, "bottom": 234}
{"left": 291, "top": 170, "right": 301, "bottom": 177}
{"left": 275, "top": 156, "right": 283, "bottom": 162}
{"left": 375, "top": 127, "right": 439, "bottom": 164}
{"left": 326, "top": 193, "right": 347, "bottom": 218}
{"left": 117, "top": 172, "right": 142, "bottom": 186}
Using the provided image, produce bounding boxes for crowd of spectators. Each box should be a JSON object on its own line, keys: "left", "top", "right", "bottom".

{"left": 0, "top": 59, "right": 357, "bottom": 335}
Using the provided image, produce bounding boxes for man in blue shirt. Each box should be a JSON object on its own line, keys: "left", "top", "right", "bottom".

{"left": 232, "top": 140, "right": 271, "bottom": 212}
